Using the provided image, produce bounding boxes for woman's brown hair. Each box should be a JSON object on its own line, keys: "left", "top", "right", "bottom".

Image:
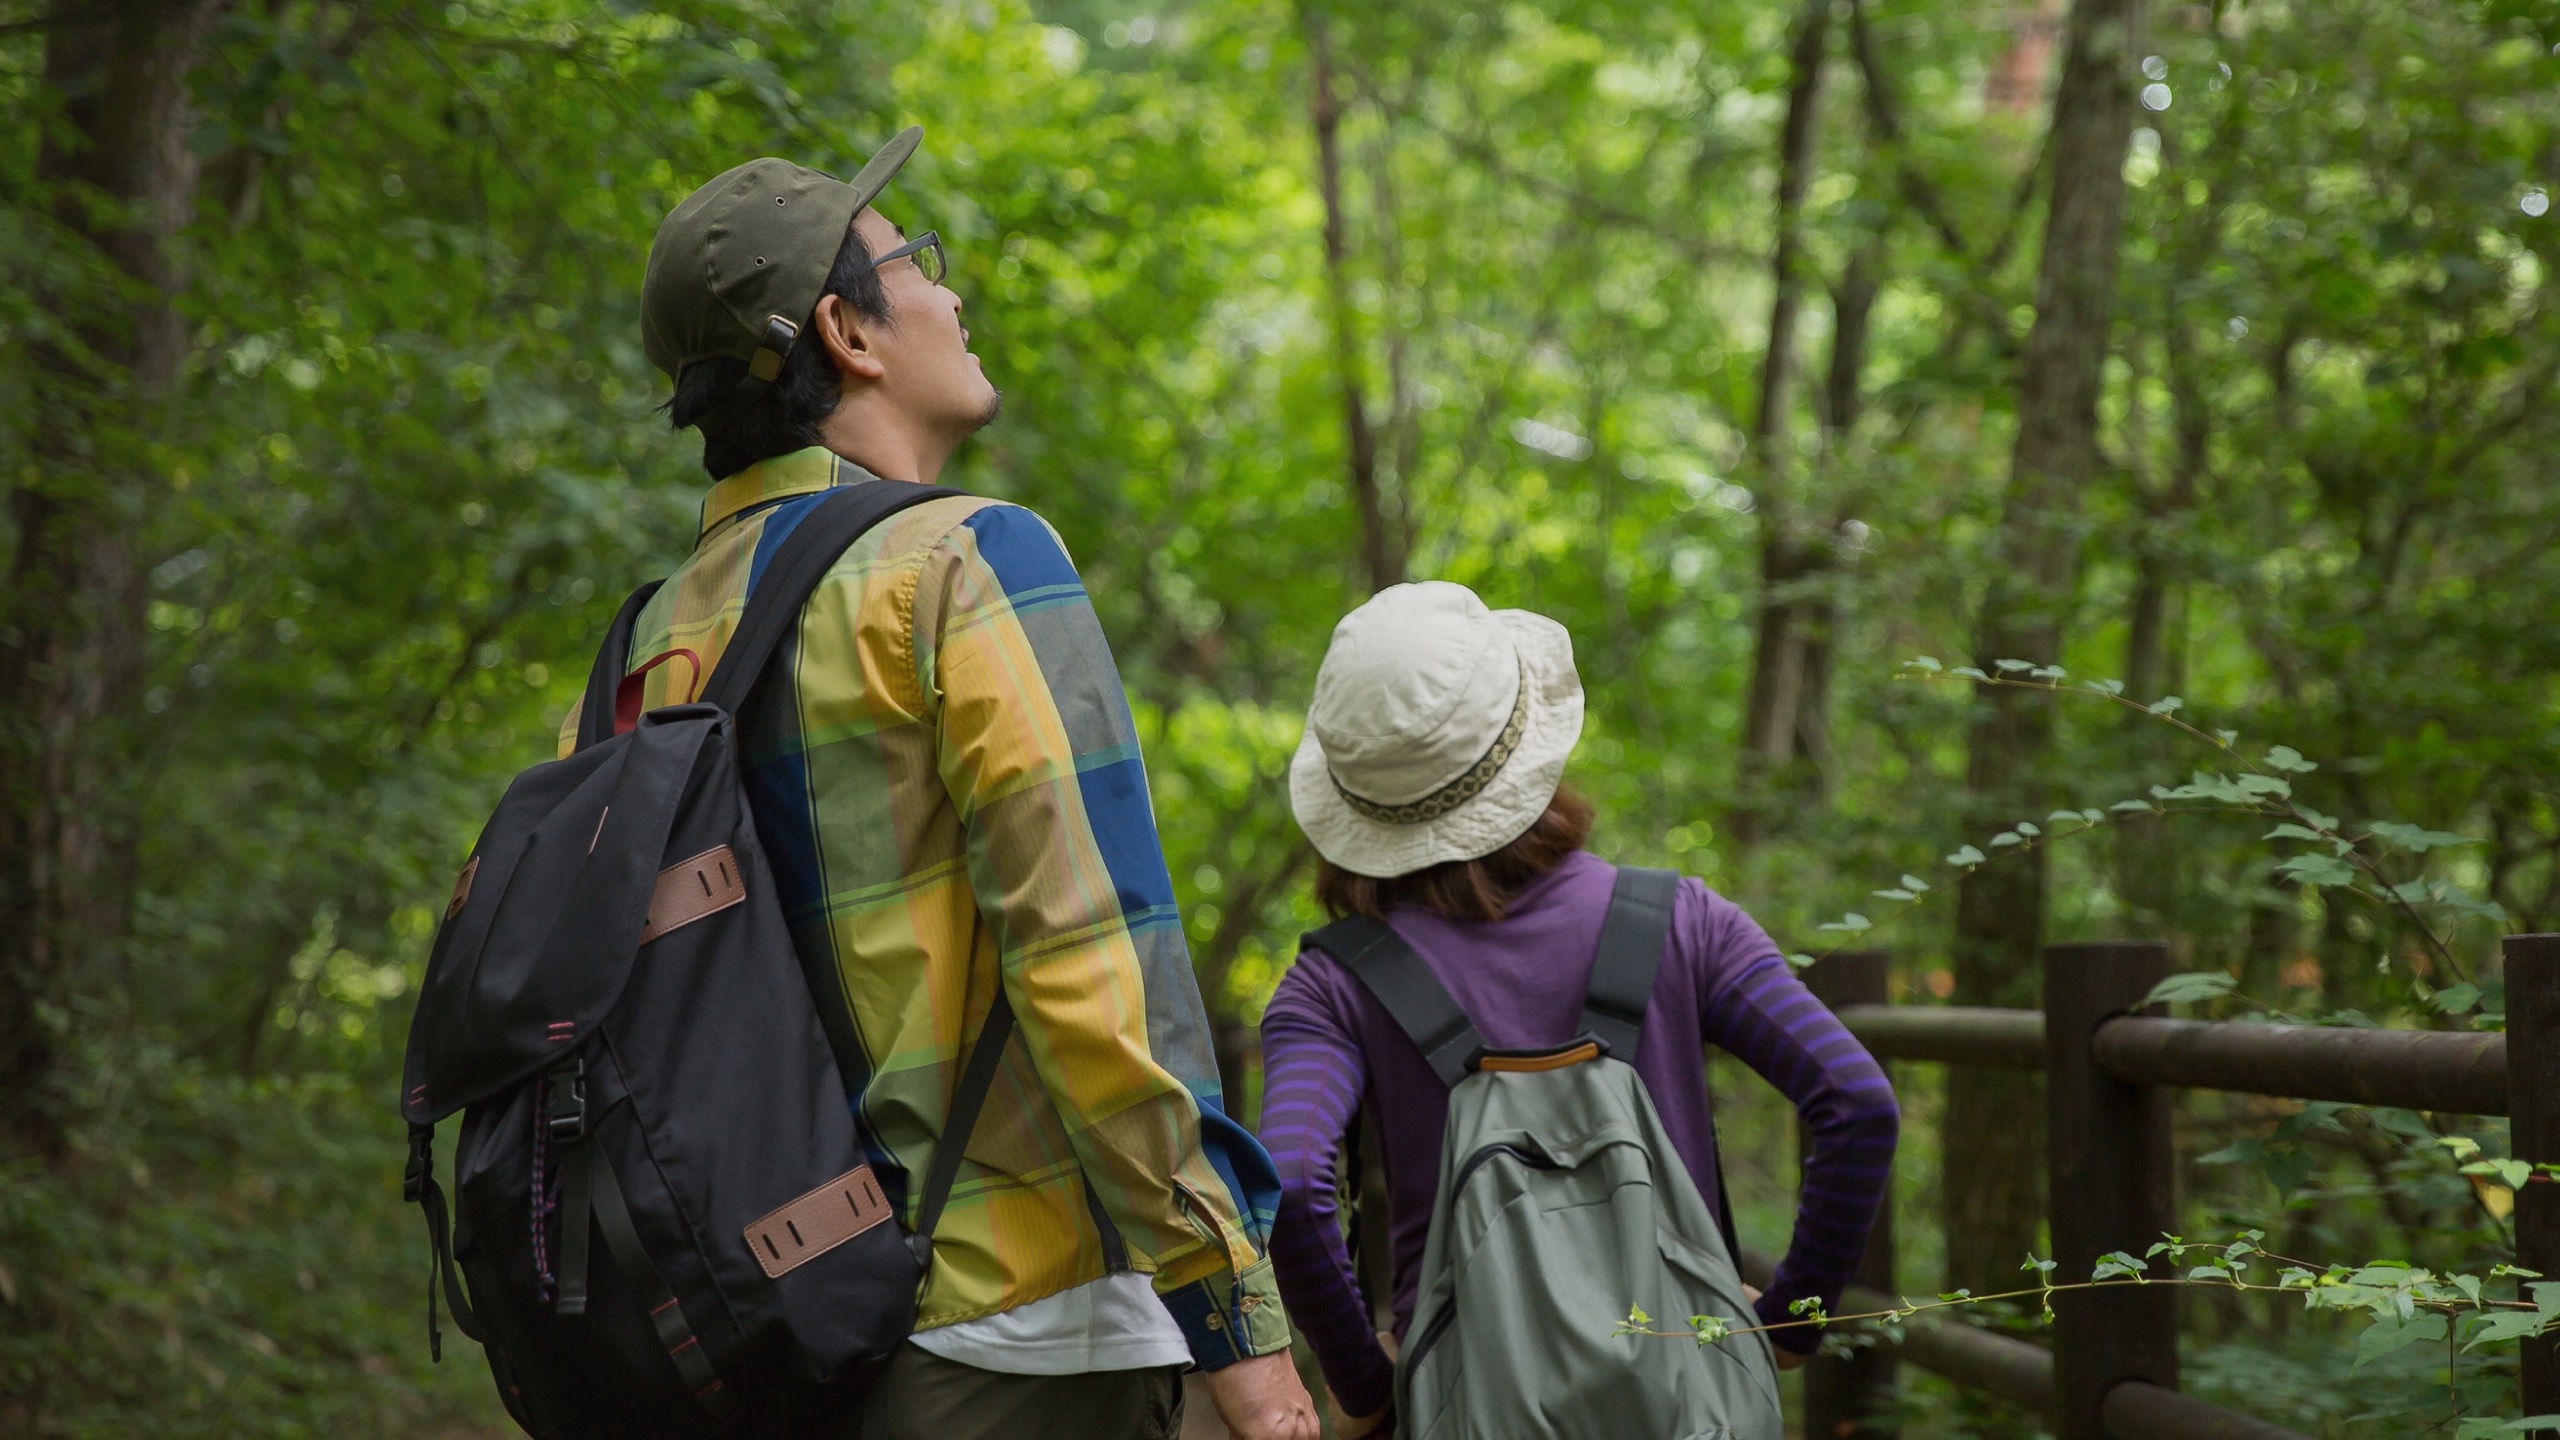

{"left": 1314, "top": 785, "right": 1594, "bottom": 923}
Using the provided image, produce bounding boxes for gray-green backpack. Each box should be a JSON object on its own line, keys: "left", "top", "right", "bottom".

{"left": 1308, "top": 867, "right": 1783, "bottom": 1440}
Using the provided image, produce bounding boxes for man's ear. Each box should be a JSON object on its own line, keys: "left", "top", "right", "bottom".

{"left": 811, "top": 293, "right": 888, "bottom": 383}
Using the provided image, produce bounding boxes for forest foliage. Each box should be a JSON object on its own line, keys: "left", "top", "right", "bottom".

{"left": 4, "top": 0, "right": 2560, "bottom": 1435}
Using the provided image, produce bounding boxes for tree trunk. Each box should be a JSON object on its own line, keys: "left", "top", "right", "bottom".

{"left": 1943, "top": 0, "right": 2146, "bottom": 1313}
{"left": 1307, "top": 15, "right": 1400, "bottom": 593}
{"left": 1733, "top": 0, "right": 1832, "bottom": 843}
{"left": 0, "top": 0, "right": 222, "bottom": 1159}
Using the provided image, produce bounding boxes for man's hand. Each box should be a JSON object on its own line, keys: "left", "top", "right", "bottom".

{"left": 1201, "top": 1350, "right": 1320, "bottom": 1440}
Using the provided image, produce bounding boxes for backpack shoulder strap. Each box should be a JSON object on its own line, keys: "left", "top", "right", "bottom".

{"left": 574, "top": 580, "right": 665, "bottom": 751}
{"left": 1580, "top": 865, "right": 1680, "bottom": 1062}
{"left": 907, "top": 992, "right": 1016, "bottom": 1265}
{"left": 1307, "top": 915, "right": 1483, "bottom": 1088}
{"left": 698, "top": 478, "right": 965, "bottom": 714}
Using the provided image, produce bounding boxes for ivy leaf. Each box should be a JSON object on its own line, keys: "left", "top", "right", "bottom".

{"left": 2263, "top": 745, "right": 2318, "bottom": 773}
{"left": 1817, "top": 913, "right": 1872, "bottom": 933}
{"left": 1785, "top": 952, "right": 1818, "bottom": 971}
{"left": 1872, "top": 889, "right": 1916, "bottom": 902}
{"left": 2028, "top": 664, "right": 2066, "bottom": 681}
{"left": 2110, "top": 799, "right": 2153, "bottom": 813}
{"left": 2212, "top": 728, "right": 2240, "bottom": 747}
{"left": 1989, "top": 831, "right": 2024, "bottom": 848}
{"left": 2234, "top": 773, "right": 2292, "bottom": 797}
{"left": 1900, "top": 874, "right": 1930, "bottom": 892}
{"left": 2144, "top": 972, "right": 2239, "bottom": 1008}
{"left": 2090, "top": 678, "right": 2125, "bottom": 695}
{"left": 2014, "top": 821, "right": 2040, "bottom": 837}
{"left": 1904, "top": 655, "right": 1943, "bottom": 672}
{"left": 1951, "top": 666, "right": 1990, "bottom": 681}
{"left": 2264, "top": 823, "right": 2330, "bottom": 843}
{"left": 2368, "top": 820, "right": 2479, "bottom": 852}
{"left": 1945, "top": 845, "right": 1986, "bottom": 866}
{"left": 2275, "top": 853, "right": 2357, "bottom": 888}
{"left": 2147, "top": 695, "right": 2184, "bottom": 715}
{"left": 1994, "top": 658, "right": 2034, "bottom": 672}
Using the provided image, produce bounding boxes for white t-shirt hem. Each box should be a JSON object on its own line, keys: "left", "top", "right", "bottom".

{"left": 908, "top": 1272, "right": 1192, "bottom": 1376}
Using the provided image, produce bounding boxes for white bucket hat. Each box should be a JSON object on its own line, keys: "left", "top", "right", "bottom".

{"left": 1290, "top": 581, "right": 1585, "bottom": 879}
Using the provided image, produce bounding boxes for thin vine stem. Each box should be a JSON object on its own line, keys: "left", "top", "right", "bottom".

{"left": 1895, "top": 666, "right": 2477, "bottom": 984}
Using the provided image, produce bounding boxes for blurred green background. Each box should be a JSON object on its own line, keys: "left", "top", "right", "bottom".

{"left": 4, "top": 0, "right": 2557, "bottom": 1433}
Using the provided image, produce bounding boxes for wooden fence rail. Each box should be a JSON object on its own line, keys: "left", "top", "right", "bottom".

{"left": 1791, "top": 936, "right": 2560, "bottom": 1439}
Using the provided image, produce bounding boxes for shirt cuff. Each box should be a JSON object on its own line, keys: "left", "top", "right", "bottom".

{"left": 1160, "top": 1256, "right": 1294, "bottom": 1371}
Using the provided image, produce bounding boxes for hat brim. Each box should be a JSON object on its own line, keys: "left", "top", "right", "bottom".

{"left": 843, "top": 125, "right": 923, "bottom": 218}
{"left": 1290, "top": 610, "right": 1585, "bottom": 879}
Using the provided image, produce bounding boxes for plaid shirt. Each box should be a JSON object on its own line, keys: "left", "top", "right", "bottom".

{"left": 558, "top": 447, "right": 1288, "bottom": 1366}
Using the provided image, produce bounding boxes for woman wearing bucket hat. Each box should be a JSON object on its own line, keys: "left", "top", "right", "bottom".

{"left": 1258, "top": 582, "right": 1901, "bottom": 1438}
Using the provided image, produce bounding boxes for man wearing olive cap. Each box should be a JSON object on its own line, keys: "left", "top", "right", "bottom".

{"left": 578, "top": 128, "right": 1317, "bottom": 1440}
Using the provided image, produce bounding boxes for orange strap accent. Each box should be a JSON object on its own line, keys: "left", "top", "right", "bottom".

{"left": 742, "top": 1165, "right": 896, "bottom": 1279}
{"left": 1476, "top": 1041, "right": 1602, "bottom": 1073}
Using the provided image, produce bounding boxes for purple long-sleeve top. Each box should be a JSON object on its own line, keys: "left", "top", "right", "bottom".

{"left": 1258, "top": 850, "right": 1899, "bottom": 1417}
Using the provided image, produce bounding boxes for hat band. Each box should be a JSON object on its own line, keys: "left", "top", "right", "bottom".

{"left": 1328, "top": 659, "right": 1530, "bottom": 828}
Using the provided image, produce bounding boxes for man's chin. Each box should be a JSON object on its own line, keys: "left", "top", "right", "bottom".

{"left": 971, "top": 386, "right": 1004, "bottom": 431}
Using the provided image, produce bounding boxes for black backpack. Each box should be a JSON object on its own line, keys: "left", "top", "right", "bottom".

{"left": 400, "top": 480, "right": 996, "bottom": 1438}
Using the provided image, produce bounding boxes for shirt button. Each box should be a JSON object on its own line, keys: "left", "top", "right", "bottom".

{"left": 1203, "top": 1312, "right": 1225, "bottom": 1330}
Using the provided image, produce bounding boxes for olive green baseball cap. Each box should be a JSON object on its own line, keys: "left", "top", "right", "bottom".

{"left": 641, "top": 126, "right": 923, "bottom": 403}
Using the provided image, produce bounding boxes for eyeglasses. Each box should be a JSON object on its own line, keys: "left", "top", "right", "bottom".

{"left": 871, "top": 230, "right": 947, "bottom": 287}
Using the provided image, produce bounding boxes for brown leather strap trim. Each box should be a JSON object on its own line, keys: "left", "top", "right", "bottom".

{"left": 639, "top": 845, "right": 746, "bottom": 945}
{"left": 742, "top": 1165, "right": 895, "bottom": 1280}
{"left": 1476, "top": 1040, "right": 1602, "bottom": 1073}
{"left": 446, "top": 856, "right": 480, "bottom": 920}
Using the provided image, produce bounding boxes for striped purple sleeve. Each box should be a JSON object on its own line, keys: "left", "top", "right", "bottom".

{"left": 1258, "top": 958, "right": 1397, "bottom": 1419}
{"left": 1704, "top": 952, "right": 1900, "bottom": 1354}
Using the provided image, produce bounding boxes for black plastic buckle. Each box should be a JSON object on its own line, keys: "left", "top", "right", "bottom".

{"left": 403, "top": 1130, "right": 431, "bottom": 1204}
{"left": 545, "top": 1059, "right": 587, "bottom": 1142}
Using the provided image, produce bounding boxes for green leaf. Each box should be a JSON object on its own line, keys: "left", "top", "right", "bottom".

{"left": 2144, "top": 972, "right": 2239, "bottom": 1008}
{"left": 1989, "top": 831, "right": 2023, "bottom": 848}
{"left": 2212, "top": 728, "right": 2241, "bottom": 747}
{"left": 1994, "top": 658, "right": 2034, "bottom": 672}
{"left": 1945, "top": 845, "right": 1986, "bottom": 866}
{"left": 1900, "top": 874, "right": 1930, "bottom": 892}
{"left": 1951, "top": 666, "right": 1990, "bottom": 682}
{"left": 1904, "top": 656, "right": 1943, "bottom": 672}
{"left": 2432, "top": 982, "right": 2484, "bottom": 1015}
{"left": 2508, "top": 1417, "right": 2560, "bottom": 1432}
{"left": 2263, "top": 745, "right": 2319, "bottom": 773}
{"left": 1871, "top": 889, "right": 1915, "bottom": 902}
{"left": 2234, "top": 773, "right": 2292, "bottom": 797}
{"left": 2148, "top": 695, "right": 2184, "bottom": 715}
{"left": 2264, "top": 823, "right": 2331, "bottom": 843}
{"left": 2090, "top": 678, "right": 2125, "bottom": 696}
{"left": 1817, "top": 913, "right": 1872, "bottom": 933}
{"left": 2368, "top": 820, "right": 2477, "bottom": 852}
{"left": 2014, "top": 821, "right": 2040, "bottom": 837}
{"left": 2275, "top": 853, "right": 2357, "bottom": 888}
{"left": 1785, "top": 952, "right": 1818, "bottom": 971}
{"left": 2463, "top": 1310, "right": 2550, "bottom": 1352}
{"left": 2110, "top": 799, "right": 2154, "bottom": 813}
{"left": 2353, "top": 1313, "right": 2447, "bottom": 1370}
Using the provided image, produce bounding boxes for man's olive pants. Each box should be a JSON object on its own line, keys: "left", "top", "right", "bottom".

{"left": 852, "top": 1344, "right": 1186, "bottom": 1440}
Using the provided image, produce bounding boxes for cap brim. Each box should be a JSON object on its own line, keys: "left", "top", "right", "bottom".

{"left": 843, "top": 125, "right": 923, "bottom": 217}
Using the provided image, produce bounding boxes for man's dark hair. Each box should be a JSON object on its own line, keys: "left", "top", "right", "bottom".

{"left": 668, "top": 223, "right": 893, "bottom": 480}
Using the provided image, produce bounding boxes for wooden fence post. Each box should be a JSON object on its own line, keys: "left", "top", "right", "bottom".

{"left": 2507, "top": 934, "right": 2560, "bottom": 1415}
{"left": 2044, "top": 941, "right": 2176, "bottom": 1439}
{"left": 1803, "top": 950, "right": 1899, "bottom": 1439}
